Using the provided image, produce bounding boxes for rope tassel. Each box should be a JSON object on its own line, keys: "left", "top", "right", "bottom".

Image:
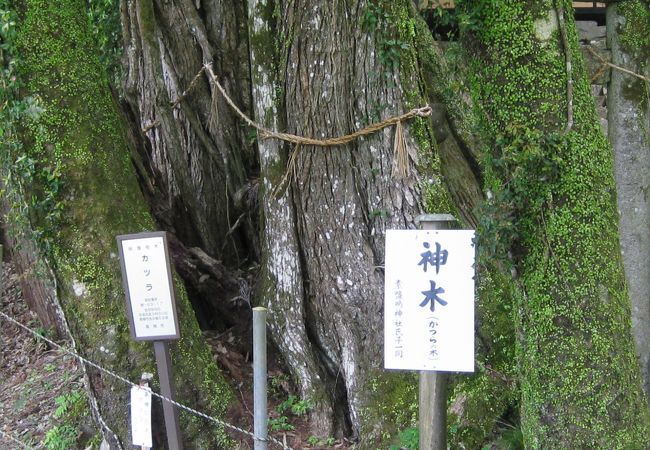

{"left": 392, "top": 120, "right": 410, "bottom": 179}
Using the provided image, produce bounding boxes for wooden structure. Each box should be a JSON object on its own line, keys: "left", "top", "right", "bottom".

{"left": 425, "top": 1, "right": 606, "bottom": 7}
{"left": 421, "top": 1, "right": 608, "bottom": 36}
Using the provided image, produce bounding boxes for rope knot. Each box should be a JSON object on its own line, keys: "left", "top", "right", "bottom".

{"left": 414, "top": 105, "right": 433, "bottom": 117}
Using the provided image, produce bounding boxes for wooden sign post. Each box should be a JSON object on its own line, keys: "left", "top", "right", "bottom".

{"left": 0, "top": 244, "right": 3, "bottom": 299}
{"left": 384, "top": 215, "right": 475, "bottom": 450}
{"left": 117, "top": 231, "right": 183, "bottom": 450}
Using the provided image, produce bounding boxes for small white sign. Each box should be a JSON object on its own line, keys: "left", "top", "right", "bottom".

{"left": 118, "top": 232, "right": 180, "bottom": 340}
{"left": 130, "top": 385, "right": 153, "bottom": 448}
{"left": 384, "top": 229, "right": 475, "bottom": 372}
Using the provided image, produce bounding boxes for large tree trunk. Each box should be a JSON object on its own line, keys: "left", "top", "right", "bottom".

{"left": 121, "top": 0, "right": 255, "bottom": 260}
{"left": 607, "top": 0, "right": 650, "bottom": 399}
{"left": 277, "top": 0, "right": 424, "bottom": 437}
{"left": 248, "top": 0, "right": 337, "bottom": 436}
{"left": 4, "top": 0, "right": 233, "bottom": 447}
{"left": 255, "top": 0, "right": 471, "bottom": 440}
{"left": 121, "top": 0, "right": 458, "bottom": 440}
{"left": 121, "top": 0, "right": 517, "bottom": 443}
{"left": 463, "top": 0, "right": 650, "bottom": 447}
{"left": 120, "top": 0, "right": 258, "bottom": 332}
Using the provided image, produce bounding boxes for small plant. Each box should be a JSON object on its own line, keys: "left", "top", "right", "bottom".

{"left": 35, "top": 326, "right": 55, "bottom": 339}
{"left": 276, "top": 394, "right": 312, "bottom": 416}
{"left": 53, "top": 391, "right": 84, "bottom": 419}
{"left": 268, "top": 416, "right": 295, "bottom": 432}
{"left": 42, "top": 390, "right": 88, "bottom": 449}
{"left": 43, "top": 424, "right": 77, "bottom": 450}
{"left": 269, "top": 394, "right": 311, "bottom": 434}
{"left": 307, "top": 435, "right": 337, "bottom": 447}
{"left": 489, "top": 424, "right": 524, "bottom": 450}
{"left": 369, "top": 209, "right": 389, "bottom": 219}
{"left": 389, "top": 427, "right": 419, "bottom": 450}
{"left": 361, "top": 1, "right": 411, "bottom": 77}
{"left": 269, "top": 373, "right": 290, "bottom": 397}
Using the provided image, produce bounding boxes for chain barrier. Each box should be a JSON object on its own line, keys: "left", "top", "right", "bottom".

{"left": 0, "top": 310, "right": 294, "bottom": 450}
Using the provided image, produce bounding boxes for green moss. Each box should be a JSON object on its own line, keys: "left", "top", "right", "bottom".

{"left": 360, "top": 370, "right": 419, "bottom": 445}
{"left": 448, "top": 269, "right": 518, "bottom": 449}
{"left": 618, "top": 0, "right": 650, "bottom": 57}
{"left": 617, "top": 1, "right": 650, "bottom": 113}
{"left": 249, "top": 0, "right": 277, "bottom": 86}
{"left": 13, "top": 0, "right": 233, "bottom": 446}
{"left": 465, "top": 0, "right": 650, "bottom": 447}
{"left": 354, "top": 4, "right": 519, "bottom": 448}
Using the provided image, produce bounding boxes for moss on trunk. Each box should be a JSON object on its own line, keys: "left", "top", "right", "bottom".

{"left": 10, "top": 0, "right": 233, "bottom": 446}
{"left": 464, "top": 0, "right": 650, "bottom": 447}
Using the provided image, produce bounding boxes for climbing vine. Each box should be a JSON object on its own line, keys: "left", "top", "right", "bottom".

{"left": 477, "top": 125, "right": 565, "bottom": 264}
{"left": 617, "top": 0, "right": 650, "bottom": 116}
{"left": 362, "top": 0, "right": 412, "bottom": 77}
{"left": 618, "top": 0, "right": 650, "bottom": 57}
{"left": 464, "top": 1, "right": 650, "bottom": 447}
{"left": 85, "top": 0, "right": 122, "bottom": 80}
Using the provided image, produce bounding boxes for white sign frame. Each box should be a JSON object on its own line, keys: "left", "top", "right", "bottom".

{"left": 384, "top": 229, "right": 475, "bottom": 372}
{"left": 117, "top": 231, "right": 180, "bottom": 341}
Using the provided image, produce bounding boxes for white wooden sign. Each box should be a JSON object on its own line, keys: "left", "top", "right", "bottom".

{"left": 384, "top": 229, "right": 475, "bottom": 372}
{"left": 130, "top": 385, "right": 153, "bottom": 448}
{"left": 117, "top": 232, "right": 180, "bottom": 340}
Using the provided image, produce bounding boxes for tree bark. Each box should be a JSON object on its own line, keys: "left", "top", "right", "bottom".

{"left": 463, "top": 0, "right": 650, "bottom": 447}
{"left": 5, "top": 0, "right": 233, "bottom": 447}
{"left": 273, "top": 0, "right": 451, "bottom": 439}
{"left": 607, "top": 0, "right": 650, "bottom": 400}
{"left": 248, "top": 0, "right": 337, "bottom": 435}
{"left": 120, "top": 0, "right": 257, "bottom": 268}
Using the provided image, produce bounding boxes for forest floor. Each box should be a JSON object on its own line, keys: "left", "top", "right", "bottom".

{"left": 0, "top": 257, "right": 352, "bottom": 450}
{"left": 210, "top": 329, "right": 353, "bottom": 450}
{"left": 0, "top": 260, "right": 93, "bottom": 449}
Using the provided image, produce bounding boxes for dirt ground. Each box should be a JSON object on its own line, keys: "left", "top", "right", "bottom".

{"left": 0, "top": 261, "right": 89, "bottom": 449}
{"left": 0, "top": 257, "right": 352, "bottom": 450}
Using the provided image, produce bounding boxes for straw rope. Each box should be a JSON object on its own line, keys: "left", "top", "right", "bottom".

{"left": 142, "top": 62, "right": 432, "bottom": 187}
{"left": 203, "top": 63, "right": 432, "bottom": 147}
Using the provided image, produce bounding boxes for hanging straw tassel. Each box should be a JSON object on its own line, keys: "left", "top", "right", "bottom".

{"left": 392, "top": 120, "right": 410, "bottom": 179}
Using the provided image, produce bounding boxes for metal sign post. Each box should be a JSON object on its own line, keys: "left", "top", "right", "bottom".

{"left": 384, "top": 214, "right": 475, "bottom": 450}
{"left": 117, "top": 231, "right": 183, "bottom": 450}
{"left": 253, "top": 307, "right": 268, "bottom": 450}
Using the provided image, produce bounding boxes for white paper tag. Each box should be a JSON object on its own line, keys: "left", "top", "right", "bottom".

{"left": 131, "top": 385, "right": 152, "bottom": 448}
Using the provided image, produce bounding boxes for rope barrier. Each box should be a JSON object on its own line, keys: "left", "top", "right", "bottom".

{"left": 587, "top": 46, "right": 650, "bottom": 83}
{"left": 0, "top": 310, "right": 293, "bottom": 450}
